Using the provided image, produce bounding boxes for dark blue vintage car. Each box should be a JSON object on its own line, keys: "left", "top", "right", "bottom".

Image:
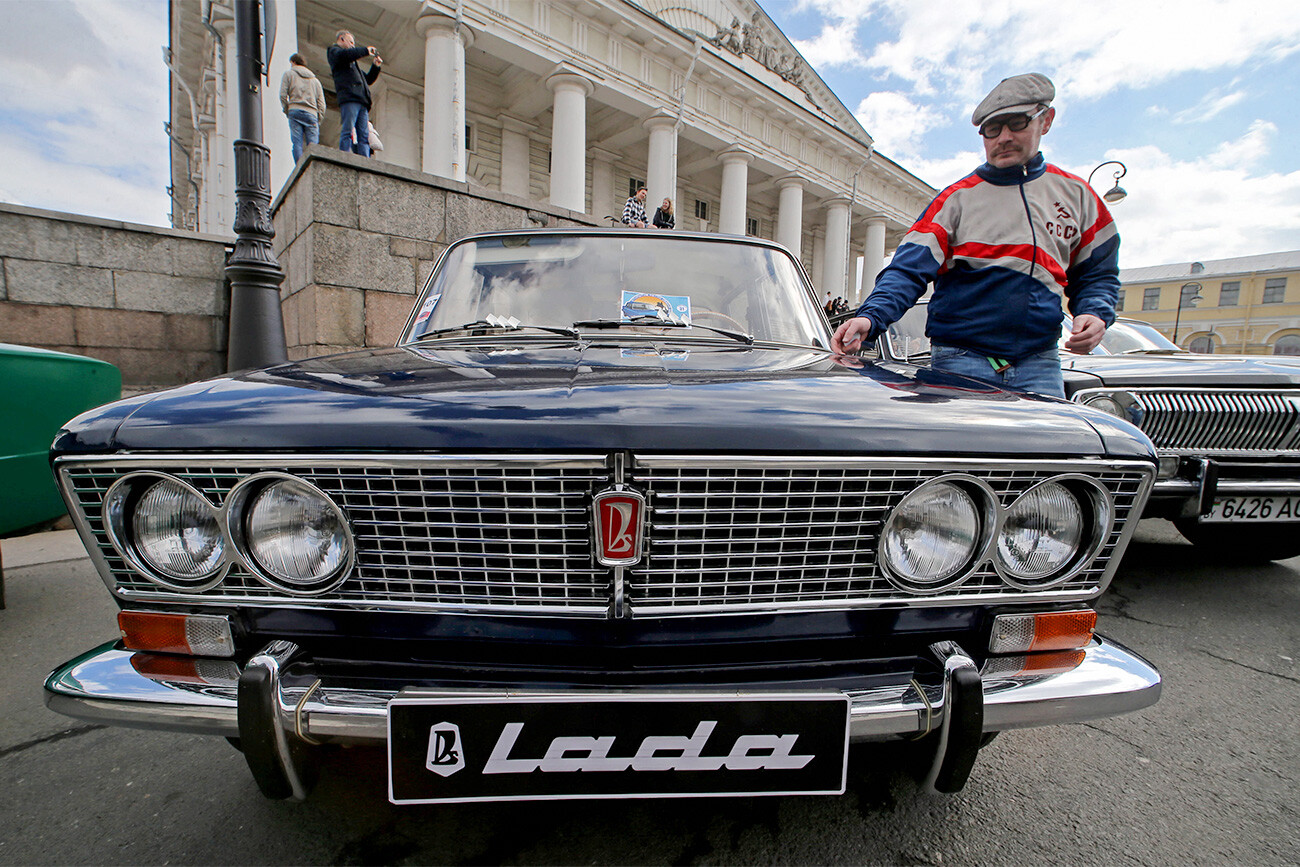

{"left": 45, "top": 230, "right": 1160, "bottom": 804}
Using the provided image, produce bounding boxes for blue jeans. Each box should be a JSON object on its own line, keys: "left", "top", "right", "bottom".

{"left": 286, "top": 109, "right": 319, "bottom": 161}
{"left": 930, "top": 344, "right": 1065, "bottom": 398}
{"left": 338, "top": 102, "right": 370, "bottom": 157}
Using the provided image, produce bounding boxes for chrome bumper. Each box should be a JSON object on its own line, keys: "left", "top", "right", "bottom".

{"left": 45, "top": 635, "right": 1160, "bottom": 744}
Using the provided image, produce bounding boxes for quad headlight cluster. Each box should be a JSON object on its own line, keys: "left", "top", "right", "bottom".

{"left": 879, "top": 474, "right": 1112, "bottom": 593}
{"left": 103, "top": 472, "right": 353, "bottom": 595}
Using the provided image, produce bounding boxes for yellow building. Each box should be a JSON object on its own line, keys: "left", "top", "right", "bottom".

{"left": 1119, "top": 251, "right": 1300, "bottom": 355}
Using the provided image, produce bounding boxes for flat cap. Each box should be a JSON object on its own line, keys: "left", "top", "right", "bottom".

{"left": 971, "top": 73, "right": 1055, "bottom": 126}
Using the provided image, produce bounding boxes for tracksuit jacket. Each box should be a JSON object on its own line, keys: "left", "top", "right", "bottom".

{"left": 857, "top": 152, "right": 1120, "bottom": 360}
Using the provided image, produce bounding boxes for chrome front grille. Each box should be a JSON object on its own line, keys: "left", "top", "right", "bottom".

{"left": 1119, "top": 389, "right": 1300, "bottom": 454}
{"left": 58, "top": 454, "right": 1152, "bottom": 618}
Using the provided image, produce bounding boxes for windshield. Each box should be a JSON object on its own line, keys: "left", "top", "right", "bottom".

{"left": 884, "top": 304, "right": 931, "bottom": 360}
{"left": 402, "top": 234, "right": 829, "bottom": 347}
{"left": 1099, "top": 320, "right": 1183, "bottom": 354}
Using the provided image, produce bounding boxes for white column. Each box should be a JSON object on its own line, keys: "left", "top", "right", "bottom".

{"left": 371, "top": 79, "right": 421, "bottom": 171}
{"left": 198, "top": 116, "right": 219, "bottom": 232}
{"left": 643, "top": 110, "right": 677, "bottom": 218}
{"left": 213, "top": 14, "right": 238, "bottom": 234}
{"left": 811, "top": 227, "right": 826, "bottom": 290}
{"left": 590, "top": 148, "right": 619, "bottom": 222}
{"left": 498, "top": 115, "right": 534, "bottom": 199}
{"left": 717, "top": 147, "right": 752, "bottom": 235}
{"left": 262, "top": 0, "right": 298, "bottom": 195}
{"left": 775, "top": 176, "right": 804, "bottom": 254}
{"left": 822, "top": 197, "right": 852, "bottom": 298}
{"left": 861, "top": 216, "right": 887, "bottom": 300}
{"left": 546, "top": 71, "right": 594, "bottom": 212}
{"left": 416, "top": 12, "right": 474, "bottom": 182}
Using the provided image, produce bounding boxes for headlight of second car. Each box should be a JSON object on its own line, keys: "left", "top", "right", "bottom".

{"left": 231, "top": 475, "right": 353, "bottom": 594}
{"left": 1079, "top": 391, "right": 1144, "bottom": 428}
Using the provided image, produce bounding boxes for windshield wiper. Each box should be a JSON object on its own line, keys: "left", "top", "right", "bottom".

{"left": 572, "top": 317, "right": 754, "bottom": 345}
{"left": 416, "top": 319, "right": 581, "bottom": 340}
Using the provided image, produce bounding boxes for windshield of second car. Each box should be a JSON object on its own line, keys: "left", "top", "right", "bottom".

{"left": 402, "top": 234, "right": 829, "bottom": 347}
{"left": 1098, "top": 320, "right": 1183, "bottom": 353}
{"left": 885, "top": 304, "right": 931, "bottom": 360}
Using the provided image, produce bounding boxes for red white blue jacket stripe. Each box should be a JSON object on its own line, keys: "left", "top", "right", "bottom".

{"left": 857, "top": 153, "right": 1120, "bottom": 360}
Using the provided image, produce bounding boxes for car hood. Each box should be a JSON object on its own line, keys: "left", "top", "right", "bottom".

{"left": 1062, "top": 352, "right": 1300, "bottom": 388}
{"left": 55, "top": 342, "right": 1144, "bottom": 458}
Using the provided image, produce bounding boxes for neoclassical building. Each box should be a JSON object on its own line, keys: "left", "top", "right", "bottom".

{"left": 166, "top": 0, "right": 934, "bottom": 303}
{"left": 1118, "top": 251, "right": 1300, "bottom": 355}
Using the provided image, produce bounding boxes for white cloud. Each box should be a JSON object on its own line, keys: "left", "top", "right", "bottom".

{"left": 792, "top": 20, "right": 864, "bottom": 68}
{"left": 797, "top": 0, "right": 1300, "bottom": 105}
{"left": 1171, "top": 87, "right": 1248, "bottom": 124}
{"left": 0, "top": 133, "right": 172, "bottom": 226}
{"left": 0, "top": 0, "right": 169, "bottom": 224}
{"left": 853, "top": 91, "right": 944, "bottom": 160}
{"left": 1065, "top": 124, "right": 1300, "bottom": 267}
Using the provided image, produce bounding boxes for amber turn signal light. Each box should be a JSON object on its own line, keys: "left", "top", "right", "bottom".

{"left": 988, "top": 610, "right": 1097, "bottom": 654}
{"left": 118, "top": 611, "right": 235, "bottom": 657}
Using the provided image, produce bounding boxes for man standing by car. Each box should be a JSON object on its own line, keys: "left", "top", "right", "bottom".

{"left": 327, "top": 30, "right": 382, "bottom": 157}
{"left": 831, "top": 73, "right": 1120, "bottom": 398}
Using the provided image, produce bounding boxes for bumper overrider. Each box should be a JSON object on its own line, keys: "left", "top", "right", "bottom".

{"left": 46, "top": 635, "right": 1160, "bottom": 801}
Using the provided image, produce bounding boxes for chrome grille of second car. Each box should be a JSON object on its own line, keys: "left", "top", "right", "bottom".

{"left": 1125, "top": 389, "right": 1300, "bottom": 453}
{"left": 58, "top": 454, "right": 1152, "bottom": 617}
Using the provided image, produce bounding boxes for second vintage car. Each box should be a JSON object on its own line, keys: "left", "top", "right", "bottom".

{"left": 45, "top": 230, "right": 1159, "bottom": 804}
{"left": 882, "top": 304, "right": 1300, "bottom": 560}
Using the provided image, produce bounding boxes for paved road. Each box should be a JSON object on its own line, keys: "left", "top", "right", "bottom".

{"left": 1, "top": 522, "right": 1297, "bottom": 866}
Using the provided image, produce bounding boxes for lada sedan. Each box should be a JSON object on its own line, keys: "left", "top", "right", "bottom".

{"left": 45, "top": 230, "right": 1160, "bottom": 804}
{"left": 883, "top": 305, "right": 1300, "bottom": 561}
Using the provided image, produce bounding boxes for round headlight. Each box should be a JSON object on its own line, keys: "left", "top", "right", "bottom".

{"left": 997, "top": 482, "right": 1083, "bottom": 583}
{"left": 242, "top": 478, "right": 351, "bottom": 593}
{"left": 880, "top": 480, "right": 986, "bottom": 592}
{"left": 1083, "top": 395, "right": 1124, "bottom": 418}
{"left": 130, "top": 478, "right": 225, "bottom": 586}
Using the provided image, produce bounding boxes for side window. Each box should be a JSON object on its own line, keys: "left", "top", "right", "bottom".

{"left": 1219, "top": 281, "right": 1240, "bottom": 306}
{"left": 1142, "top": 287, "right": 1160, "bottom": 310}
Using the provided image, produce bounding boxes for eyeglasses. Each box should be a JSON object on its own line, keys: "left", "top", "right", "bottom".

{"left": 979, "top": 106, "right": 1048, "bottom": 139}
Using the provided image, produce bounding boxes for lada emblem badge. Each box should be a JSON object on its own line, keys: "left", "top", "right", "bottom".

{"left": 592, "top": 487, "right": 646, "bottom": 567}
{"left": 426, "top": 722, "right": 466, "bottom": 777}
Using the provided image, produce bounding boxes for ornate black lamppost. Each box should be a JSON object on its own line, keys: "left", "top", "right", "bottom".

{"left": 224, "top": 0, "right": 287, "bottom": 371}
{"left": 1087, "top": 160, "right": 1128, "bottom": 204}
{"left": 1173, "top": 282, "right": 1203, "bottom": 346}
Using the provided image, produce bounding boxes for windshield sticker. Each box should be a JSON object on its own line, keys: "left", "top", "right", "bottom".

{"left": 620, "top": 348, "right": 690, "bottom": 360}
{"left": 620, "top": 292, "right": 692, "bottom": 325}
{"left": 414, "top": 294, "right": 442, "bottom": 329}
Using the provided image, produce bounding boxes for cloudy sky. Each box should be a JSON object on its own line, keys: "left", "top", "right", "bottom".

{"left": 766, "top": 0, "right": 1300, "bottom": 267}
{"left": 1, "top": 0, "right": 1297, "bottom": 268}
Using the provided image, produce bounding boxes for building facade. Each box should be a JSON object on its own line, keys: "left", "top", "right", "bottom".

{"left": 166, "top": 0, "right": 935, "bottom": 303}
{"left": 1118, "top": 251, "right": 1300, "bottom": 355}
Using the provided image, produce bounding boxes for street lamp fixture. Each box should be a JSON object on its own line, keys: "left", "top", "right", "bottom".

{"left": 1087, "top": 160, "right": 1128, "bottom": 204}
{"left": 1173, "top": 282, "right": 1203, "bottom": 346}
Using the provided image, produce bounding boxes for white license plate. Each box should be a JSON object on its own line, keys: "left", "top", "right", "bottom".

{"left": 1204, "top": 496, "right": 1300, "bottom": 523}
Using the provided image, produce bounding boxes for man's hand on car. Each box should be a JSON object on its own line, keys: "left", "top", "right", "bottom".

{"left": 1065, "top": 313, "right": 1106, "bottom": 355}
{"left": 832, "top": 316, "right": 873, "bottom": 355}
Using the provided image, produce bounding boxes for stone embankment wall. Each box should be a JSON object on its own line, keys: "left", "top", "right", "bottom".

{"left": 272, "top": 147, "right": 596, "bottom": 359}
{"left": 0, "top": 148, "right": 599, "bottom": 386}
{"left": 0, "top": 203, "right": 230, "bottom": 387}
